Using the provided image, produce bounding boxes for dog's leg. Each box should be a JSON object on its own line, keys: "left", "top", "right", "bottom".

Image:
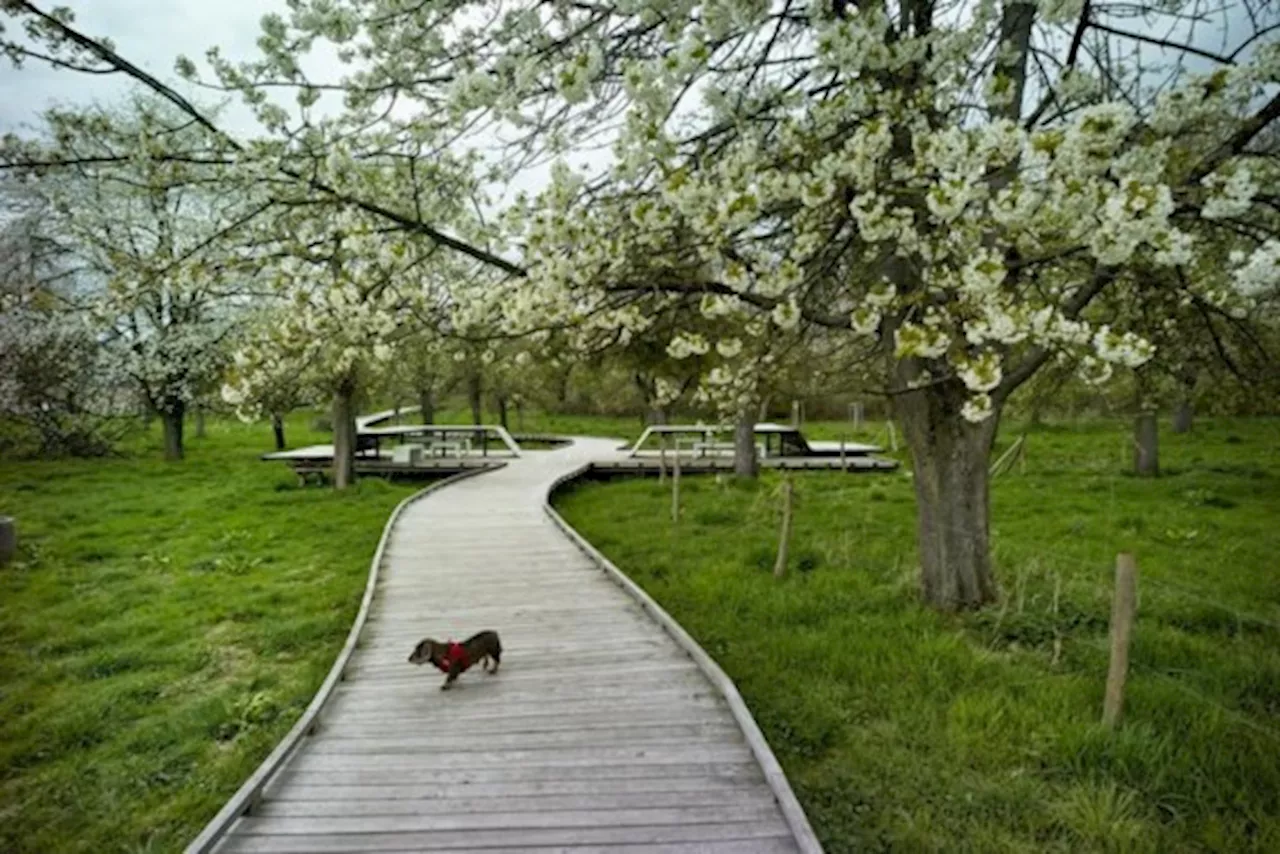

{"left": 441, "top": 658, "right": 463, "bottom": 690}
{"left": 490, "top": 642, "right": 501, "bottom": 674}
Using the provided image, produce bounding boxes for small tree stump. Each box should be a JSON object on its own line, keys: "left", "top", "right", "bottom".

{"left": 0, "top": 517, "right": 15, "bottom": 566}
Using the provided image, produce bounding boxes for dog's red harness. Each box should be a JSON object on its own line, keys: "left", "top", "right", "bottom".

{"left": 434, "top": 641, "right": 470, "bottom": 673}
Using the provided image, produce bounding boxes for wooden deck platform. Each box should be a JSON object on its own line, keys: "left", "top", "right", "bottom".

{"left": 193, "top": 439, "right": 819, "bottom": 853}
{"left": 596, "top": 455, "right": 897, "bottom": 474}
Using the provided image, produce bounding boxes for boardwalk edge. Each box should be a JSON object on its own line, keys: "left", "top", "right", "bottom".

{"left": 544, "top": 464, "right": 826, "bottom": 854}
{"left": 185, "top": 464, "right": 502, "bottom": 854}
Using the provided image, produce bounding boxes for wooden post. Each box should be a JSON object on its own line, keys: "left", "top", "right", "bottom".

{"left": 0, "top": 516, "right": 15, "bottom": 566}
{"left": 790, "top": 400, "right": 800, "bottom": 427}
{"left": 840, "top": 437, "right": 847, "bottom": 472}
{"left": 887, "top": 421, "right": 898, "bottom": 452}
{"left": 1103, "top": 552, "right": 1138, "bottom": 729}
{"left": 1051, "top": 571, "right": 1062, "bottom": 667}
{"left": 773, "top": 476, "right": 794, "bottom": 579}
{"left": 658, "top": 434, "right": 667, "bottom": 484}
{"left": 671, "top": 439, "right": 681, "bottom": 523}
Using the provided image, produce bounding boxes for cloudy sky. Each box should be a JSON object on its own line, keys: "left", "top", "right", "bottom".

{"left": 1, "top": 0, "right": 296, "bottom": 135}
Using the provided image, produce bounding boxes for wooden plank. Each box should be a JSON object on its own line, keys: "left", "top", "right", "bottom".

{"left": 271, "top": 761, "right": 765, "bottom": 787}
{"left": 287, "top": 744, "right": 753, "bottom": 772}
{"left": 255, "top": 789, "right": 779, "bottom": 816}
{"left": 217, "top": 821, "right": 794, "bottom": 852}
{"left": 233, "top": 841, "right": 796, "bottom": 854}
{"left": 233, "top": 805, "right": 780, "bottom": 834}
{"left": 319, "top": 697, "right": 728, "bottom": 726}
{"left": 350, "top": 662, "right": 702, "bottom": 688}
{"left": 321, "top": 712, "right": 734, "bottom": 738}
{"left": 265, "top": 776, "right": 761, "bottom": 802}
{"left": 303, "top": 725, "right": 743, "bottom": 753}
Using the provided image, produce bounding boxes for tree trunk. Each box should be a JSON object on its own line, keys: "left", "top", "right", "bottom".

{"left": 467, "top": 369, "right": 483, "bottom": 425}
{"left": 1134, "top": 410, "right": 1159, "bottom": 477}
{"left": 161, "top": 401, "right": 185, "bottom": 461}
{"left": 496, "top": 394, "right": 510, "bottom": 431}
{"left": 194, "top": 405, "right": 206, "bottom": 439}
{"left": 1172, "top": 400, "right": 1192, "bottom": 434}
{"left": 418, "top": 388, "right": 435, "bottom": 425}
{"left": 271, "top": 412, "right": 286, "bottom": 451}
{"left": 555, "top": 365, "right": 572, "bottom": 408}
{"left": 332, "top": 379, "right": 358, "bottom": 490}
{"left": 645, "top": 406, "right": 668, "bottom": 425}
{"left": 734, "top": 410, "right": 759, "bottom": 479}
{"left": 896, "top": 382, "right": 1000, "bottom": 610}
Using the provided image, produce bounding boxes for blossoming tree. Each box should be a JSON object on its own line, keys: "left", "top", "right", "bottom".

{"left": 1, "top": 97, "right": 261, "bottom": 460}
{"left": 8, "top": 0, "right": 1279, "bottom": 607}
{"left": 467, "top": 0, "right": 1280, "bottom": 608}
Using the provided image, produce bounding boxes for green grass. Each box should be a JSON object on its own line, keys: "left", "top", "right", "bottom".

{"left": 555, "top": 417, "right": 1280, "bottom": 853}
{"left": 0, "top": 413, "right": 420, "bottom": 853}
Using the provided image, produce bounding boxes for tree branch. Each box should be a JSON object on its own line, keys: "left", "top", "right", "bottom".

{"left": 995, "top": 266, "right": 1116, "bottom": 401}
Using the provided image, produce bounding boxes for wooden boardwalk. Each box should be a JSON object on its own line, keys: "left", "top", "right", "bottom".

{"left": 199, "top": 438, "right": 818, "bottom": 853}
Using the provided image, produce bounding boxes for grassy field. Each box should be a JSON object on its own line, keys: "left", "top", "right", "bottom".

{"left": 555, "top": 417, "right": 1280, "bottom": 853}
{"left": 0, "top": 413, "right": 420, "bottom": 853}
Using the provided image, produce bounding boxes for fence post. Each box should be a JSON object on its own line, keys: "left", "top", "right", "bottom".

{"left": 773, "top": 476, "right": 794, "bottom": 579}
{"left": 1103, "top": 552, "right": 1138, "bottom": 728}
{"left": 840, "top": 437, "right": 847, "bottom": 473}
{"left": 0, "top": 516, "right": 15, "bottom": 566}
{"left": 791, "top": 400, "right": 800, "bottom": 427}
{"left": 658, "top": 434, "right": 667, "bottom": 484}
{"left": 671, "top": 439, "right": 681, "bottom": 523}
{"left": 887, "top": 421, "right": 898, "bottom": 452}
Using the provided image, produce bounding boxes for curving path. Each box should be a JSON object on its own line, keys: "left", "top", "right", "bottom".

{"left": 200, "top": 438, "right": 818, "bottom": 853}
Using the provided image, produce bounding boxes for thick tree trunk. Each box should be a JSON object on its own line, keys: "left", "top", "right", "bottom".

{"left": 467, "top": 369, "right": 483, "bottom": 425}
{"left": 733, "top": 410, "right": 759, "bottom": 479}
{"left": 418, "top": 388, "right": 435, "bottom": 425}
{"left": 271, "top": 413, "right": 286, "bottom": 451}
{"left": 1172, "top": 400, "right": 1192, "bottom": 434}
{"left": 1134, "top": 410, "right": 1159, "bottom": 477}
{"left": 496, "top": 394, "right": 510, "bottom": 431}
{"left": 161, "top": 401, "right": 185, "bottom": 461}
{"left": 194, "top": 405, "right": 206, "bottom": 439}
{"left": 332, "top": 379, "right": 358, "bottom": 490}
{"left": 896, "top": 383, "right": 1000, "bottom": 610}
{"left": 645, "top": 406, "right": 667, "bottom": 425}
